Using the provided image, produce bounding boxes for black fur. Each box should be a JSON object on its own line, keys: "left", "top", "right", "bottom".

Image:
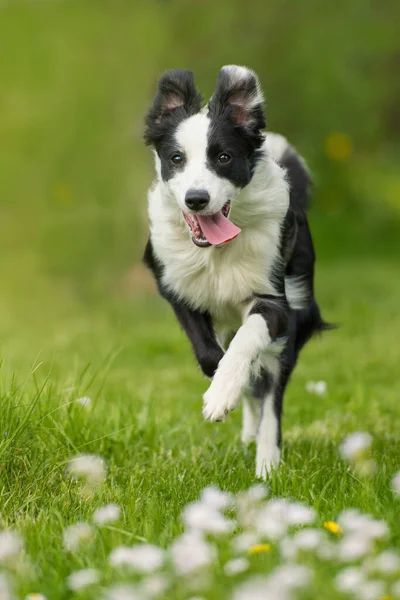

{"left": 207, "top": 67, "right": 265, "bottom": 188}
{"left": 144, "top": 70, "right": 203, "bottom": 181}
{"left": 144, "top": 239, "right": 223, "bottom": 378}
{"left": 143, "top": 68, "right": 331, "bottom": 467}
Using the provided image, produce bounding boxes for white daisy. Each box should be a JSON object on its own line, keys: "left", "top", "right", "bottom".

{"left": 391, "top": 471, "right": 400, "bottom": 494}
{"left": 183, "top": 501, "right": 234, "bottom": 535}
{"left": 0, "top": 574, "right": 14, "bottom": 600}
{"left": 339, "top": 432, "right": 372, "bottom": 461}
{"left": 268, "top": 564, "right": 312, "bottom": 590}
{"left": 293, "top": 528, "right": 323, "bottom": 551}
{"left": 109, "top": 544, "right": 164, "bottom": 573}
{"left": 200, "top": 486, "right": 233, "bottom": 510}
{"left": 365, "top": 550, "right": 400, "bottom": 575}
{"left": 317, "top": 540, "right": 337, "bottom": 561}
{"left": 63, "top": 522, "right": 94, "bottom": 552}
{"left": 25, "top": 595, "right": 47, "bottom": 600}
{"left": 233, "top": 576, "right": 276, "bottom": 600}
{"left": 224, "top": 558, "right": 249, "bottom": 576}
{"left": 256, "top": 512, "right": 287, "bottom": 540}
{"left": 76, "top": 396, "right": 92, "bottom": 407}
{"left": 236, "top": 485, "right": 269, "bottom": 529}
{"left": 93, "top": 503, "right": 121, "bottom": 525}
{"left": 335, "top": 567, "right": 365, "bottom": 593}
{"left": 285, "top": 502, "right": 317, "bottom": 526}
{"left": 357, "top": 579, "right": 385, "bottom": 600}
{"left": 67, "top": 454, "right": 106, "bottom": 487}
{"left": 337, "top": 534, "right": 373, "bottom": 561}
{"left": 232, "top": 532, "right": 260, "bottom": 553}
{"left": 140, "top": 574, "right": 169, "bottom": 597}
{"left": 0, "top": 530, "right": 23, "bottom": 563}
{"left": 170, "top": 531, "right": 215, "bottom": 576}
{"left": 338, "top": 510, "right": 388, "bottom": 539}
{"left": 306, "top": 381, "right": 327, "bottom": 396}
{"left": 67, "top": 568, "right": 100, "bottom": 591}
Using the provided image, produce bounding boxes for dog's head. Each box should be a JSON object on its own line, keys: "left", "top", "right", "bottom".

{"left": 144, "top": 65, "right": 266, "bottom": 247}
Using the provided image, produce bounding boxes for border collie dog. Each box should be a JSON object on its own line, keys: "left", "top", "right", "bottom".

{"left": 143, "top": 65, "right": 328, "bottom": 479}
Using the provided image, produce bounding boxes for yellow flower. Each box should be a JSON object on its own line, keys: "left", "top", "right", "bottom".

{"left": 323, "top": 521, "right": 342, "bottom": 535}
{"left": 324, "top": 132, "right": 353, "bottom": 161}
{"left": 248, "top": 543, "right": 271, "bottom": 555}
{"left": 379, "top": 596, "right": 393, "bottom": 600}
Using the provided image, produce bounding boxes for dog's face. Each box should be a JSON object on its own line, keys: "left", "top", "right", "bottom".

{"left": 144, "top": 66, "right": 266, "bottom": 247}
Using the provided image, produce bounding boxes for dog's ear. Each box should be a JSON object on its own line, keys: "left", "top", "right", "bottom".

{"left": 144, "top": 70, "right": 203, "bottom": 145}
{"left": 208, "top": 65, "right": 266, "bottom": 134}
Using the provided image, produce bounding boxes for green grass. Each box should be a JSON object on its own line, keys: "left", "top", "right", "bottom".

{"left": 1, "top": 256, "right": 399, "bottom": 598}
{"left": 1, "top": 1, "right": 399, "bottom": 597}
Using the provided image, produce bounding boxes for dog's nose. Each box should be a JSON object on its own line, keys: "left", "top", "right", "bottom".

{"left": 185, "top": 189, "right": 210, "bottom": 212}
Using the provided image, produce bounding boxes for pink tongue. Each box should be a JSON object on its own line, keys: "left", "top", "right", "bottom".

{"left": 197, "top": 211, "right": 241, "bottom": 246}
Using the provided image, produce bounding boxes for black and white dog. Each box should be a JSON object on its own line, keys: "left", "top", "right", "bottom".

{"left": 143, "top": 65, "right": 328, "bottom": 479}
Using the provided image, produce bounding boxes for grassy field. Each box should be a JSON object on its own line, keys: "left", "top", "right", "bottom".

{"left": 1, "top": 1, "right": 400, "bottom": 598}
{"left": 1, "top": 253, "right": 400, "bottom": 598}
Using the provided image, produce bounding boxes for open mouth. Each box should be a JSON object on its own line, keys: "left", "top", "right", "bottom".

{"left": 182, "top": 201, "right": 241, "bottom": 248}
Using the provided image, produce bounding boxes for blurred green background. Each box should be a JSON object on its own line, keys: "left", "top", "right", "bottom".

{"left": 0, "top": 0, "right": 399, "bottom": 352}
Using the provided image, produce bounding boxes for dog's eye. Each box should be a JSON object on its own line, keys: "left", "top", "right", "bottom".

{"left": 218, "top": 153, "right": 231, "bottom": 164}
{"left": 171, "top": 153, "right": 184, "bottom": 165}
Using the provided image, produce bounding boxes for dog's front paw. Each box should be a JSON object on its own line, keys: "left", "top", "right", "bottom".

{"left": 202, "top": 380, "right": 240, "bottom": 422}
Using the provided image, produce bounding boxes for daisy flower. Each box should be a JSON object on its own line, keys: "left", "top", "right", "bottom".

{"left": 340, "top": 432, "right": 372, "bottom": 461}
{"left": 224, "top": 558, "right": 249, "bottom": 576}
{"left": 63, "top": 522, "right": 94, "bottom": 552}
{"left": 67, "top": 568, "right": 100, "bottom": 591}
{"left": 109, "top": 544, "right": 164, "bottom": 573}
{"left": 67, "top": 454, "right": 106, "bottom": 487}
{"left": 0, "top": 530, "right": 23, "bottom": 563}
{"left": 93, "top": 503, "right": 121, "bottom": 525}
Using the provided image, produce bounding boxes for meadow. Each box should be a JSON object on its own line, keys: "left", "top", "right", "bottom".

{"left": 0, "top": 1, "right": 399, "bottom": 599}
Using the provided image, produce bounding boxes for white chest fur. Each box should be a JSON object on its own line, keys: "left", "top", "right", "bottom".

{"left": 148, "top": 153, "right": 289, "bottom": 323}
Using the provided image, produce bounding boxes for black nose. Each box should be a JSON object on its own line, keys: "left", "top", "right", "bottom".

{"left": 185, "top": 189, "right": 210, "bottom": 212}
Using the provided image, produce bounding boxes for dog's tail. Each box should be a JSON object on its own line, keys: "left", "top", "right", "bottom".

{"left": 266, "top": 133, "right": 311, "bottom": 213}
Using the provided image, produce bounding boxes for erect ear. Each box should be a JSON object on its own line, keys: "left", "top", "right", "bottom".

{"left": 144, "top": 70, "right": 203, "bottom": 145}
{"left": 208, "top": 65, "right": 266, "bottom": 133}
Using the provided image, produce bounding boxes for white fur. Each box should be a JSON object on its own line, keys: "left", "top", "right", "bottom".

{"left": 265, "top": 132, "right": 290, "bottom": 162}
{"left": 241, "top": 395, "right": 261, "bottom": 443}
{"left": 148, "top": 137, "right": 289, "bottom": 323}
{"left": 202, "top": 314, "right": 270, "bottom": 422}
{"left": 256, "top": 391, "right": 281, "bottom": 479}
{"left": 285, "top": 275, "right": 311, "bottom": 310}
{"left": 168, "top": 112, "right": 237, "bottom": 216}
{"left": 266, "top": 132, "right": 310, "bottom": 177}
{"left": 148, "top": 111, "right": 290, "bottom": 472}
{"left": 220, "top": 65, "right": 264, "bottom": 107}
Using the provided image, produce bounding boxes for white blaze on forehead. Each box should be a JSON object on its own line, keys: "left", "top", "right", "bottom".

{"left": 168, "top": 109, "right": 238, "bottom": 216}
{"left": 174, "top": 112, "right": 210, "bottom": 168}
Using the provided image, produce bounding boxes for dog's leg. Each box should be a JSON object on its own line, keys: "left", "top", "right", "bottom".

{"left": 256, "top": 384, "right": 281, "bottom": 479}
{"left": 203, "top": 297, "right": 288, "bottom": 422}
{"left": 202, "top": 313, "right": 270, "bottom": 421}
{"left": 169, "top": 299, "right": 224, "bottom": 378}
{"left": 241, "top": 395, "right": 262, "bottom": 444}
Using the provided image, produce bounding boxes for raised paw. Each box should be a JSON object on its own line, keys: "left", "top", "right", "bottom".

{"left": 202, "top": 381, "right": 240, "bottom": 422}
